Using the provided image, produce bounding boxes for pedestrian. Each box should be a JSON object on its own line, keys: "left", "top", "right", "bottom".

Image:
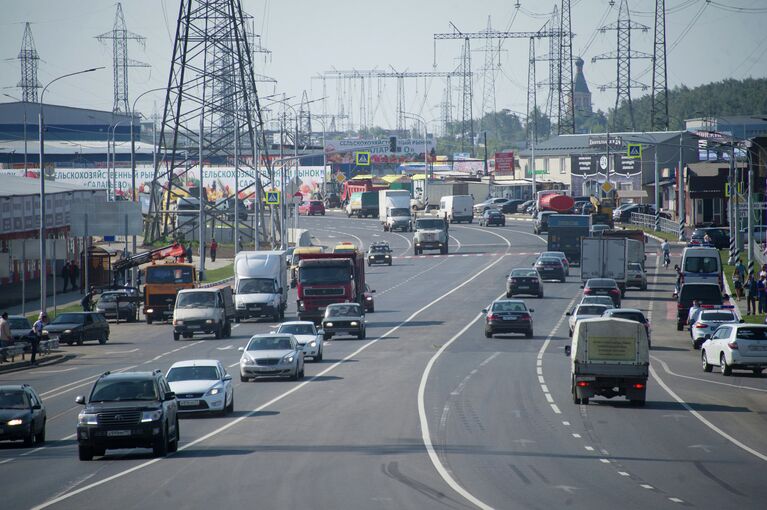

{"left": 185, "top": 244, "right": 193, "bottom": 264}
{"left": 210, "top": 238, "right": 218, "bottom": 262}
{"left": 746, "top": 273, "right": 758, "bottom": 315}
{"left": 735, "top": 258, "right": 746, "bottom": 282}
{"left": 761, "top": 264, "right": 767, "bottom": 280}
{"left": 61, "top": 260, "right": 70, "bottom": 293}
{"left": 69, "top": 261, "right": 79, "bottom": 290}
{"left": 31, "top": 312, "right": 47, "bottom": 365}
{"left": 733, "top": 272, "right": 743, "bottom": 301}
{"left": 0, "top": 312, "right": 12, "bottom": 362}
{"left": 759, "top": 276, "right": 767, "bottom": 314}
{"left": 687, "top": 300, "right": 702, "bottom": 331}
{"left": 81, "top": 286, "right": 96, "bottom": 312}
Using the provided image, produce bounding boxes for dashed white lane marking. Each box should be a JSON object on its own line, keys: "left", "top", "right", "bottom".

{"left": 31, "top": 367, "right": 80, "bottom": 374}
{"left": 550, "top": 404, "right": 561, "bottom": 414}
{"left": 216, "top": 345, "right": 234, "bottom": 351}
{"left": 562, "top": 421, "right": 570, "bottom": 426}
{"left": 584, "top": 446, "right": 595, "bottom": 451}
{"left": 618, "top": 471, "right": 630, "bottom": 477}
{"left": 102, "top": 348, "right": 140, "bottom": 354}
{"left": 40, "top": 365, "right": 139, "bottom": 399}
{"left": 541, "top": 384, "right": 549, "bottom": 393}
{"left": 232, "top": 323, "right": 240, "bottom": 329}
{"left": 572, "top": 433, "right": 582, "bottom": 438}
{"left": 640, "top": 484, "right": 655, "bottom": 490}
{"left": 538, "top": 375, "right": 545, "bottom": 384}
{"left": 669, "top": 497, "right": 685, "bottom": 503}
{"left": 599, "top": 458, "right": 611, "bottom": 464}
{"left": 228, "top": 362, "right": 239, "bottom": 368}
{"left": 536, "top": 367, "right": 543, "bottom": 375}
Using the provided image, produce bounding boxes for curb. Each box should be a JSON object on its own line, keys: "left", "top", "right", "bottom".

{"left": 0, "top": 353, "right": 73, "bottom": 374}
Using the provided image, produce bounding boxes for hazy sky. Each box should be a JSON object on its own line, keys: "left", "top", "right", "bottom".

{"left": 1, "top": 0, "right": 765, "bottom": 131}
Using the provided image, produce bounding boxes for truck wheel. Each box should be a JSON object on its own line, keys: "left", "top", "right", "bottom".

{"left": 235, "top": 316, "right": 240, "bottom": 323}
{"left": 146, "top": 317, "right": 153, "bottom": 325}
{"left": 272, "top": 311, "right": 280, "bottom": 322}
{"left": 224, "top": 322, "right": 232, "bottom": 338}
{"left": 173, "top": 332, "right": 180, "bottom": 341}
{"left": 572, "top": 390, "right": 580, "bottom": 405}
{"left": 676, "top": 322, "right": 683, "bottom": 331}
{"left": 323, "top": 333, "right": 332, "bottom": 341}
{"left": 214, "top": 324, "right": 222, "bottom": 339}
{"left": 630, "top": 398, "right": 646, "bottom": 407}
{"left": 525, "top": 330, "right": 533, "bottom": 338}
{"left": 581, "top": 397, "right": 589, "bottom": 405}
{"left": 78, "top": 445, "right": 94, "bottom": 461}
{"left": 357, "top": 328, "right": 366, "bottom": 340}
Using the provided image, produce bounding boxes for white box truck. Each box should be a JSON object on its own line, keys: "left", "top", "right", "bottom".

{"left": 439, "top": 195, "right": 474, "bottom": 223}
{"left": 379, "top": 190, "right": 413, "bottom": 232}
{"left": 234, "top": 250, "right": 287, "bottom": 322}
{"left": 565, "top": 317, "right": 649, "bottom": 406}
{"left": 581, "top": 237, "right": 628, "bottom": 293}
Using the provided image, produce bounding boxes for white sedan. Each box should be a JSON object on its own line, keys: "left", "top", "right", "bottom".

{"left": 166, "top": 360, "right": 234, "bottom": 415}
{"left": 690, "top": 308, "right": 740, "bottom": 349}
{"left": 566, "top": 304, "right": 612, "bottom": 337}
{"left": 701, "top": 324, "right": 767, "bottom": 376}
{"left": 275, "top": 321, "right": 324, "bottom": 361}
{"left": 239, "top": 334, "right": 304, "bottom": 381}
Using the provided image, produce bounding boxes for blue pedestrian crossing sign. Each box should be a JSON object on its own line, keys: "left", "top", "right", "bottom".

{"left": 627, "top": 144, "right": 642, "bottom": 159}
{"left": 356, "top": 151, "right": 371, "bottom": 166}
{"left": 265, "top": 191, "right": 281, "bottom": 205}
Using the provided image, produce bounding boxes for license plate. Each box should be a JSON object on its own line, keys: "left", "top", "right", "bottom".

{"left": 517, "top": 286, "right": 529, "bottom": 289}
{"left": 749, "top": 345, "right": 767, "bottom": 351}
{"left": 106, "top": 430, "right": 131, "bottom": 437}
{"left": 503, "top": 316, "right": 518, "bottom": 321}
{"left": 180, "top": 399, "right": 199, "bottom": 406}
{"left": 187, "top": 325, "right": 199, "bottom": 329}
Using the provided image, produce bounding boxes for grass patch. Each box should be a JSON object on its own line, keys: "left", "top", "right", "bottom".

{"left": 718, "top": 249, "right": 766, "bottom": 322}
{"left": 26, "top": 303, "right": 83, "bottom": 323}
{"left": 625, "top": 225, "right": 680, "bottom": 242}
{"left": 201, "top": 263, "right": 234, "bottom": 283}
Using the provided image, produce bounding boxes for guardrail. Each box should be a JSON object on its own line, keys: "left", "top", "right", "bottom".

{"left": 628, "top": 212, "right": 678, "bottom": 235}
{"left": 1, "top": 338, "right": 60, "bottom": 363}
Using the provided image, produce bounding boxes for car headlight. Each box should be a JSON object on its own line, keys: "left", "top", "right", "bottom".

{"left": 206, "top": 387, "right": 221, "bottom": 396}
{"left": 366, "top": 296, "right": 373, "bottom": 301}
{"left": 241, "top": 357, "right": 254, "bottom": 366}
{"left": 63, "top": 329, "right": 72, "bottom": 335}
{"left": 206, "top": 319, "right": 214, "bottom": 324}
{"left": 141, "top": 410, "right": 163, "bottom": 422}
{"left": 282, "top": 355, "right": 295, "bottom": 364}
{"left": 384, "top": 255, "right": 390, "bottom": 258}
{"left": 309, "top": 340, "right": 317, "bottom": 347}
{"left": 325, "top": 322, "right": 333, "bottom": 327}
{"left": 350, "top": 321, "right": 359, "bottom": 326}
{"left": 297, "top": 301, "right": 305, "bottom": 311}
{"left": 78, "top": 413, "right": 98, "bottom": 426}
{"left": 42, "top": 330, "right": 49, "bottom": 336}
{"left": 7, "top": 418, "right": 24, "bottom": 426}
{"left": 146, "top": 308, "right": 154, "bottom": 314}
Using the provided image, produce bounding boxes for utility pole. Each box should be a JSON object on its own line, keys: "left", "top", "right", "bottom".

{"left": 198, "top": 114, "right": 205, "bottom": 279}
{"left": 747, "top": 146, "right": 754, "bottom": 277}
{"left": 651, "top": 0, "right": 669, "bottom": 131}
{"left": 558, "top": 0, "right": 575, "bottom": 135}
{"left": 18, "top": 23, "right": 41, "bottom": 103}
{"left": 678, "top": 134, "right": 685, "bottom": 241}
{"left": 728, "top": 144, "right": 736, "bottom": 265}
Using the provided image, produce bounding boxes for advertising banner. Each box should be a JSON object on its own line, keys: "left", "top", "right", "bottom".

{"left": 324, "top": 138, "right": 435, "bottom": 165}
{"left": 494, "top": 152, "right": 514, "bottom": 175}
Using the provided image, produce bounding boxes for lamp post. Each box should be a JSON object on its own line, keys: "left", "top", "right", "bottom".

{"left": 39, "top": 67, "right": 103, "bottom": 314}
{"left": 3, "top": 93, "right": 28, "bottom": 174}
{"left": 403, "top": 113, "right": 430, "bottom": 208}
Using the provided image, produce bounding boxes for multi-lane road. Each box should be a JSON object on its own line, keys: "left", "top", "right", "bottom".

{"left": 2, "top": 213, "right": 766, "bottom": 509}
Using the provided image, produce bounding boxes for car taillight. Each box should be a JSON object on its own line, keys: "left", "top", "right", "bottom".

{"left": 487, "top": 314, "right": 498, "bottom": 321}
{"left": 584, "top": 289, "right": 593, "bottom": 295}
{"left": 695, "top": 323, "right": 707, "bottom": 328}
{"left": 609, "top": 289, "right": 620, "bottom": 295}
{"left": 727, "top": 341, "right": 738, "bottom": 350}
{"left": 677, "top": 303, "right": 685, "bottom": 309}
{"left": 576, "top": 381, "right": 590, "bottom": 387}
{"left": 520, "top": 315, "right": 531, "bottom": 321}
{"left": 632, "top": 383, "right": 645, "bottom": 389}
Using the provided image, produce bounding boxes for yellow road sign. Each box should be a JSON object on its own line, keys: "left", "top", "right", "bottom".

{"left": 601, "top": 181, "right": 614, "bottom": 194}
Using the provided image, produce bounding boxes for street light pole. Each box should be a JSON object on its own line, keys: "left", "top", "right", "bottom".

{"left": 38, "top": 67, "right": 102, "bottom": 313}
{"left": 2, "top": 94, "right": 28, "bottom": 175}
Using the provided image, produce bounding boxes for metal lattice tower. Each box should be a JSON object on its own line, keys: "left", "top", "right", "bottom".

{"left": 460, "top": 37, "right": 473, "bottom": 153}
{"left": 440, "top": 77, "right": 453, "bottom": 136}
{"left": 434, "top": 23, "right": 564, "bottom": 152}
{"left": 96, "top": 3, "right": 149, "bottom": 113}
{"left": 527, "top": 37, "right": 538, "bottom": 145}
{"left": 651, "top": 0, "right": 669, "bottom": 131}
{"left": 396, "top": 76, "right": 406, "bottom": 132}
{"left": 17, "top": 22, "right": 40, "bottom": 103}
{"left": 298, "top": 90, "right": 313, "bottom": 145}
{"left": 544, "top": 5, "right": 560, "bottom": 122}
{"left": 592, "top": 0, "right": 651, "bottom": 131}
{"left": 557, "top": 0, "right": 575, "bottom": 134}
{"left": 144, "top": 0, "right": 270, "bottom": 245}
{"left": 480, "top": 16, "right": 498, "bottom": 138}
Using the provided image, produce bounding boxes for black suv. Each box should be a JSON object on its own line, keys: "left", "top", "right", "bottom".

{"left": 676, "top": 283, "right": 724, "bottom": 331}
{"left": 75, "top": 370, "right": 179, "bottom": 460}
{"left": 689, "top": 227, "right": 730, "bottom": 249}
{"left": 534, "top": 211, "right": 556, "bottom": 234}
{"left": 0, "top": 384, "right": 46, "bottom": 446}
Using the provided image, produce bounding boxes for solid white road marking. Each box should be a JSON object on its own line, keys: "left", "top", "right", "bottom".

{"left": 216, "top": 345, "right": 233, "bottom": 351}
{"left": 652, "top": 355, "right": 767, "bottom": 393}
{"left": 34, "top": 245, "right": 510, "bottom": 510}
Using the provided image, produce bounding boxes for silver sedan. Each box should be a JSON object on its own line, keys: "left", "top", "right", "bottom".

{"left": 239, "top": 334, "right": 305, "bottom": 381}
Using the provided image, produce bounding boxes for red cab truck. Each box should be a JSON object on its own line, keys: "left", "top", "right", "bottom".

{"left": 295, "top": 252, "right": 366, "bottom": 322}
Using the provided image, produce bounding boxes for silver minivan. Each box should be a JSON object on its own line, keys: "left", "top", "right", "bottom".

{"left": 681, "top": 247, "right": 722, "bottom": 289}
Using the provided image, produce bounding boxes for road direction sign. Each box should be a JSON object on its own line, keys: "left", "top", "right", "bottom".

{"left": 601, "top": 181, "right": 614, "bottom": 194}
{"left": 265, "top": 191, "right": 281, "bottom": 205}
{"left": 356, "top": 151, "right": 371, "bottom": 166}
{"left": 627, "top": 144, "right": 642, "bottom": 159}
{"left": 335, "top": 172, "right": 346, "bottom": 183}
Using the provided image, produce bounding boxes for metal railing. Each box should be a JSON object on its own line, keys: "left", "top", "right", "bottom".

{"left": 628, "top": 212, "right": 678, "bottom": 235}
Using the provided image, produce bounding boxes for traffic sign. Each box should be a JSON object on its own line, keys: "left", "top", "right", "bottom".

{"left": 627, "top": 144, "right": 642, "bottom": 159}
{"left": 265, "top": 191, "right": 281, "bottom": 205}
{"left": 335, "top": 172, "right": 346, "bottom": 183}
{"left": 356, "top": 151, "right": 371, "bottom": 166}
{"left": 601, "top": 181, "right": 614, "bottom": 194}
{"left": 291, "top": 191, "right": 303, "bottom": 205}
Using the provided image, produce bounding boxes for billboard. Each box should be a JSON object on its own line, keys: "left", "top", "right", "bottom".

{"left": 324, "top": 138, "right": 435, "bottom": 165}
{"left": 494, "top": 152, "right": 514, "bottom": 175}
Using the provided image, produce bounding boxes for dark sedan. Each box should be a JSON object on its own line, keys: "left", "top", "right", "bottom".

{"left": 483, "top": 299, "right": 534, "bottom": 338}
{"left": 0, "top": 385, "right": 46, "bottom": 446}
{"left": 507, "top": 268, "right": 543, "bottom": 298}
{"left": 480, "top": 209, "right": 505, "bottom": 227}
{"left": 583, "top": 278, "right": 622, "bottom": 307}
{"left": 43, "top": 312, "right": 110, "bottom": 345}
{"left": 534, "top": 256, "right": 566, "bottom": 282}
{"left": 497, "top": 199, "right": 525, "bottom": 214}
{"left": 689, "top": 227, "right": 729, "bottom": 249}
{"left": 8, "top": 315, "right": 34, "bottom": 343}
{"left": 366, "top": 243, "right": 393, "bottom": 266}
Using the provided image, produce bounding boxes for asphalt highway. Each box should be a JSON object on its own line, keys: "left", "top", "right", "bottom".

{"left": 1, "top": 213, "right": 766, "bottom": 509}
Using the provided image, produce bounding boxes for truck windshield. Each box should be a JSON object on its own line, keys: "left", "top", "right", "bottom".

{"left": 145, "top": 266, "right": 194, "bottom": 284}
{"left": 416, "top": 219, "right": 445, "bottom": 230}
{"left": 175, "top": 292, "right": 216, "bottom": 309}
{"left": 239, "top": 278, "right": 276, "bottom": 294}
{"left": 300, "top": 266, "right": 351, "bottom": 285}
{"left": 391, "top": 208, "right": 410, "bottom": 217}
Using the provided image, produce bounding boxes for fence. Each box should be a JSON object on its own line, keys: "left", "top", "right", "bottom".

{"left": 628, "top": 212, "right": 678, "bottom": 235}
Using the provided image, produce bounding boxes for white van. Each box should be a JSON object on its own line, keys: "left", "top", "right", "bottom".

{"left": 681, "top": 247, "right": 723, "bottom": 289}
{"left": 439, "top": 195, "right": 474, "bottom": 223}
